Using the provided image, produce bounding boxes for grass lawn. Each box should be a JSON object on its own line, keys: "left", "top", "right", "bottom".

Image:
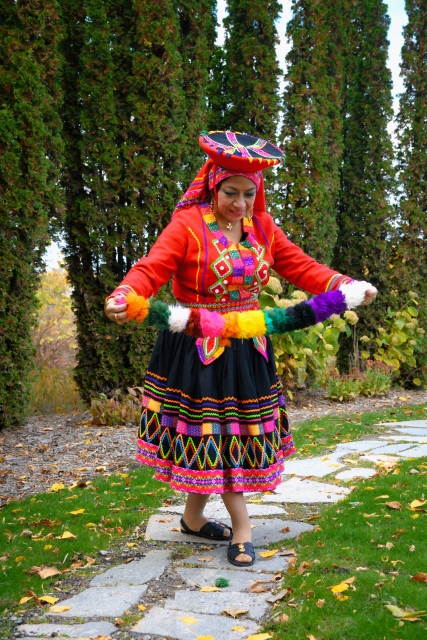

{"left": 291, "top": 402, "right": 427, "bottom": 458}
{"left": 263, "top": 402, "right": 427, "bottom": 640}
{"left": 0, "top": 466, "right": 173, "bottom": 608}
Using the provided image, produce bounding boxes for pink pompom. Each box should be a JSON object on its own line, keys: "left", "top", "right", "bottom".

{"left": 200, "top": 308, "right": 225, "bottom": 337}
{"left": 115, "top": 295, "right": 127, "bottom": 305}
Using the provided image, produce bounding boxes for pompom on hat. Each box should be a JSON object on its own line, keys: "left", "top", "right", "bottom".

{"left": 174, "top": 130, "right": 284, "bottom": 216}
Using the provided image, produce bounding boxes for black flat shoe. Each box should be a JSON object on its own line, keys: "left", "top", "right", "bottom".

{"left": 180, "top": 517, "right": 232, "bottom": 541}
{"left": 227, "top": 541, "right": 256, "bottom": 567}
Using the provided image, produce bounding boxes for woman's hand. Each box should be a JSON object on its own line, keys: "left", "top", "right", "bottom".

{"left": 362, "top": 286, "right": 378, "bottom": 306}
{"left": 105, "top": 296, "right": 129, "bottom": 325}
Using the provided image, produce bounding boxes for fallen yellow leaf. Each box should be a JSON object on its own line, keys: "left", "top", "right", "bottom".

{"left": 223, "top": 608, "right": 249, "bottom": 618}
{"left": 126, "top": 542, "right": 139, "bottom": 547}
{"left": 69, "top": 509, "right": 85, "bottom": 515}
{"left": 179, "top": 616, "right": 198, "bottom": 625}
{"left": 56, "top": 531, "right": 76, "bottom": 539}
{"left": 247, "top": 634, "right": 272, "bottom": 640}
{"left": 15, "top": 556, "right": 25, "bottom": 563}
{"left": 44, "top": 545, "right": 53, "bottom": 550}
{"left": 330, "top": 583, "right": 349, "bottom": 594}
{"left": 50, "top": 483, "right": 65, "bottom": 492}
{"left": 85, "top": 523, "right": 96, "bottom": 528}
{"left": 410, "top": 499, "right": 426, "bottom": 509}
{"left": 385, "top": 604, "right": 426, "bottom": 619}
{"left": 195, "top": 637, "right": 215, "bottom": 640}
{"left": 18, "top": 596, "right": 33, "bottom": 604}
{"left": 232, "top": 626, "right": 246, "bottom": 632}
{"left": 335, "top": 594, "right": 349, "bottom": 601}
{"left": 39, "top": 596, "right": 59, "bottom": 604}
{"left": 200, "top": 586, "right": 221, "bottom": 592}
{"left": 50, "top": 605, "right": 71, "bottom": 613}
{"left": 137, "top": 604, "right": 146, "bottom": 611}
{"left": 258, "top": 549, "right": 278, "bottom": 558}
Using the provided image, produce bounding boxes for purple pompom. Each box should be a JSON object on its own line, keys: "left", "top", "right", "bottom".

{"left": 306, "top": 290, "right": 347, "bottom": 323}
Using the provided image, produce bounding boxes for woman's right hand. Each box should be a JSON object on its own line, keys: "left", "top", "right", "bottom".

{"left": 105, "top": 296, "right": 129, "bottom": 325}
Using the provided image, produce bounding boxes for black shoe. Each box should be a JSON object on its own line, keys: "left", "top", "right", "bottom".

{"left": 227, "top": 541, "right": 256, "bottom": 567}
{"left": 180, "top": 517, "right": 232, "bottom": 541}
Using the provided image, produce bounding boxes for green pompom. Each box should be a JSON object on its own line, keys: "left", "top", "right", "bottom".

{"left": 214, "top": 577, "right": 229, "bottom": 588}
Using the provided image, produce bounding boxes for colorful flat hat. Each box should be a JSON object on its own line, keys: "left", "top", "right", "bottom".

{"left": 174, "top": 130, "right": 284, "bottom": 216}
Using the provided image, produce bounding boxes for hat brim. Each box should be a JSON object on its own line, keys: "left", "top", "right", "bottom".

{"left": 199, "top": 131, "right": 283, "bottom": 172}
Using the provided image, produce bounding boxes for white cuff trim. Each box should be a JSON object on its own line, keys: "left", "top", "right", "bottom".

{"left": 339, "top": 280, "right": 372, "bottom": 309}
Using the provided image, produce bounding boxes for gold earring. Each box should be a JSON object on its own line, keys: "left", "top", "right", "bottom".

{"left": 247, "top": 206, "right": 254, "bottom": 219}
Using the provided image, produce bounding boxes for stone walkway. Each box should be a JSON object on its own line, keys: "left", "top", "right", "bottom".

{"left": 16, "top": 418, "right": 427, "bottom": 640}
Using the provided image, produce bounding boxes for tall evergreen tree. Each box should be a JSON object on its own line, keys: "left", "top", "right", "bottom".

{"left": 392, "top": 0, "right": 427, "bottom": 306}
{"left": 332, "top": 0, "right": 396, "bottom": 321}
{"left": 61, "top": 0, "right": 216, "bottom": 402}
{"left": 177, "top": 0, "right": 217, "bottom": 184}
{"left": 0, "top": 0, "right": 63, "bottom": 428}
{"left": 208, "top": 0, "right": 282, "bottom": 141}
{"left": 276, "top": 0, "right": 346, "bottom": 265}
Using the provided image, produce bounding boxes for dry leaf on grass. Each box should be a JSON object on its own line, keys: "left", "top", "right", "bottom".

{"left": 247, "top": 634, "right": 272, "bottom": 640}
{"left": 316, "top": 599, "right": 325, "bottom": 608}
{"left": 410, "top": 499, "right": 426, "bottom": 509}
{"left": 297, "top": 561, "right": 311, "bottom": 575}
{"left": 386, "top": 501, "right": 401, "bottom": 510}
{"left": 69, "top": 509, "right": 85, "bottom": 515}
{"left": 56, "top": 531, "right": 76, "bottom": 539}
{"left": 411, "top": 572, "right": 427, "bottom": 583}
{"left": 38, "top": 566, "right": 61, "bottom": 579}
{"left": 409, "top": 544, "right": 416, "bottom": 552}
{"left": 385, "top": 604, "right": 426, "bottom": 621}
{"left": 223, "top": 608, "right": 248, "bottom": 618}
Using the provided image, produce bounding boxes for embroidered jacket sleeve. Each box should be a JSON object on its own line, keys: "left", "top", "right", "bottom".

{"left": 258, "top": 214, "right": 350, "bottom": 295}
{"left": 110, "top": 213, "right": 189, "bottom": 299}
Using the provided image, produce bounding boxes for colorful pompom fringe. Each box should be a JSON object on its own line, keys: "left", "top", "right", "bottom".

{"left": 120, "top": 286, "right": 360, "bottom": 339}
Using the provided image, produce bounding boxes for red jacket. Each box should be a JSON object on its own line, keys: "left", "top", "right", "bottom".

{"left": 110, "top": 206, "right": 349, "bottom": 309}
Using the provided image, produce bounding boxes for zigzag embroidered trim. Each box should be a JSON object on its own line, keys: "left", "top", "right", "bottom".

{"left": 113, "top": 281, "right": 370, "bottom": 339}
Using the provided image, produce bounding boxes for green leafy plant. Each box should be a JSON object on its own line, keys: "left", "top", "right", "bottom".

{"left": 359, "top": 298, "right": 426, "bottom": 387}
{"left": 90, "top": 387, "right": 142, "bottom": 426}
{"left": 359, "top": 360, "right": 394, "bottom": 397}
{"left": 261, "top": 277, "right": 356, "bottom": 392}
{"left": 325, "top": 368, "right": 365, "bottom": 402}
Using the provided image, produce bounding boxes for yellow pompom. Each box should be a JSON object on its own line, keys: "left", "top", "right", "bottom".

{"left": 237, "top": 311, "right": 267, "bottom": 338}
{"left": 126, "top": 292, "right": 150, "bottom": 323}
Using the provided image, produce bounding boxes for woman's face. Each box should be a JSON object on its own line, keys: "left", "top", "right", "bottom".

{"left": 215, "top": 176, "right": 257, "bottom": 225}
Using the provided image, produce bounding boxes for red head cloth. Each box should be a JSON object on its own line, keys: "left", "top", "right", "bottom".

{"left": 174, "top": 130, "right": 284, "bottom": 216}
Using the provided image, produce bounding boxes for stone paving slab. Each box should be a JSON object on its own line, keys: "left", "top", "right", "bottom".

{"left": 400, "top": 444, "right": 427, "bottom": 458}
{"left": 90, "top": 549, "right": 169, "bottom": 587}
{"left": 18, "top": 621, "right": 116, "bottom": 637}
{"left": 145, "top": 515, "right": 311, "bottom": 546}
{"left": 282, "top": 456, "right": 345, "bottom": 478}
{"left": 263, "top": 477, "right": 351, "bottom": 503}
{"left": 47, "top": 585, "right": 147, "bottom": 618}
{"left": 176, "top": 567, "right": 277, "bottom": 592}
{"left": 165, "top": 590, "right": 269, "bottom": 619}
{"left": 394, "top": 428, "right": 427, "bottom": 437}
{"left": 335, "top": 440, "right": 386, "bottom": 452}
{"left": 361, "top": 454, "right": 400, "bottom": 465}
{"left": 377, "top": 420, "right": 427, "bottom": 428}
{"left": 184, "top": 544, "right": 289, "bottom": 573}
{"left": 159, "top": 501, "right": 287, "bottom": 519}
{"left": 384, "top": 435, "right": 427, "bottom": 443}
{"left": 132, "top": 606, "right": 259, "bottom": 639}
{"left": 334, "top": 468, "right": 378, "bottom": 481}
{"left": 368, "top": 443, "right": 416, "bottom": 455}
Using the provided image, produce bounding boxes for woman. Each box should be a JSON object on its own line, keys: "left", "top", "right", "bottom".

{"left": 105, "top": 131, "right": 377, "bottom": 566}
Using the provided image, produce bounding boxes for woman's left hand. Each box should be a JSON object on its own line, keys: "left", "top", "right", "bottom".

{"left": 362, "top": 287, "right": 378, "bottom": 306}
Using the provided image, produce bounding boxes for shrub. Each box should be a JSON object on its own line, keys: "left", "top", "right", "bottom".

{"left": 262, "top": 278, "right": 355, "bottom": 392}
{"left": 28, "top": 365, "right": 85, "bottom": 415}
{"left": 325, "top": 369, "right": 364, "bottom": 402}
{"left": 359, "top": 360, "right": 394, "bottom": 397}
{"left": 89, "top": 388, "right": 142, "bottom": 426}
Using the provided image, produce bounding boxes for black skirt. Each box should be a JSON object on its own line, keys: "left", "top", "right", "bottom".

{"left": 136, "top": 330, "right": 296, "bottom": 493}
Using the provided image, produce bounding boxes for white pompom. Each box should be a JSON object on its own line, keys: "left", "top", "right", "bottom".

{"left": 340, "top": 281, "right": 372, "bottom": 309}
{"left": 168, "top": 306, "right": 191, "bottom": 332}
